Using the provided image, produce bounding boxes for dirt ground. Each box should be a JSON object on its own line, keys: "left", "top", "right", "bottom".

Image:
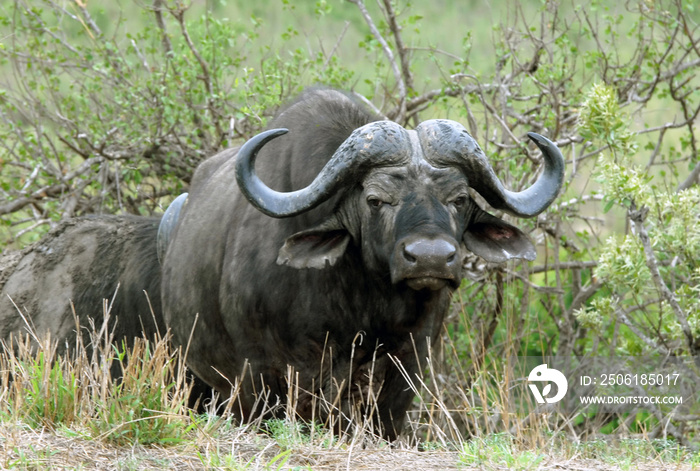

{"left": 0, "top": 424, "right": 695, "bottom": 470}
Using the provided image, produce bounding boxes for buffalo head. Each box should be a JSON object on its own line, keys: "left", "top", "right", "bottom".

{"left": 235, "top": 119, "right": 564, "bottom": 291}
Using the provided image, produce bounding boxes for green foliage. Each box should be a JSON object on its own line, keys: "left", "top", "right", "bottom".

{"left": 582, "top": 186, "right": 700, "bottom": 354}
{"left": 595, "top": 154, "right": 652, "bottom": 210}
{"left": 3, "top": 350, "right": 82, "bottom": 428}
{"left": 264, "top": 418, "right": 337, "bottom": 451}
{"left": 572, "top": 438, "right": 700, "bottom": 470}
{"left": 0, "top": 0, "right": 358, "bottom": 247}
{"left": 459, "top": 434, "right": 545, "bottom": 470}
{"left": 0, "top": 329, "right": 193, "bottom": 447}
{"left": 198, "top": 448, "right": 294, "bottom": 471}
{"left": 88, "top": 338, "right": 193, "bottom": 445}
{"left": 1, "top": 0, "right": 700, "bottom": 452}
{"left": 596, "top": 234, "right": 650, "bottom": 292}
{"left": 264, "top": 419, "right": 309, "bottom": 450}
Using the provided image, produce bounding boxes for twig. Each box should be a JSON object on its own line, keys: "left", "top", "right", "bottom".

{"left": 645, "top": 126, "right": 668, "bottom": 170}
{"left": 130, "top": 39, "right": 150, "bottom": 72}
{"left": 170, "top": 8, "right": 211, "bottom": 95}
{"left": 169, "top": 5, "right": 223, "bottom": 145}
{"left": 629, "top": 204, "right": 697, "bottom": 355}
{"left": 14, "top": 219, "right": 51, "bottom": 239}
{"left": 503, "top": 268, "right": 565, "bottom": 294}
{"left": 676, "top": 155, "right": 700, "bottom": 192}
{"left": 348, "top": 0, "right": 406, "bottom": 123}
{"left": 0, "top": 183, "right": 67, "bottom": 215}
{"left": 615, "top": 302, "right": 668, "bottom": 354}
{"left": 409, "top": 46, "right": 462, "bottom": 61}
{"left": 73, "top": 0, "right": 103, "bottom": 38}
{"left": 351, "top": 92, "right": 386, "bottom": 119}
{"left": 152, "top": 0, "right": 173, "bottom": 56}
{"left": 21, "top": 3, "right": 80, "bottom": 55}
{"left": 323, "top": 21, "right": 350, "bottom": 69}
{"left": 551, "top": 195, "right": 604, "bottom": 212}
{"left": 380, "top": 0, "right": 413, "bottom": 93}
{"left": 386, "top": 83, "right": 495, "bottom": 122}
{"left": 528, "top": 260, "right": 598, "bottom": 275}
{"left": 0, "top": 155, "right": 102, "bottom": 215}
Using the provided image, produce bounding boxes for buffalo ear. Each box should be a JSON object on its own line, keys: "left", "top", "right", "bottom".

{"left": 463, "top": 210, "right": 536, "bottom": 263}
{"left": 277, "top": 216, "right": 351, "bottom": 269}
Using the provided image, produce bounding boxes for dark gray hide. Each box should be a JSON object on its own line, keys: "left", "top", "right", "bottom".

{"left": 0, "top": 216, "right": 164, "bottom": 360}
{"left": 0, "top": 215, "right": 214, "bottom": 405}
{"left": 160, "top": 88, "right": 565, "bottom": 438}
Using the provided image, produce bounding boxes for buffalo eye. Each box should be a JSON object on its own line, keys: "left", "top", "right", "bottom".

{"left": 367, "top": 196, "right": 384, "bottom": 209}
{"left": 450, "top": 195, "right": 468, "bottom": 209}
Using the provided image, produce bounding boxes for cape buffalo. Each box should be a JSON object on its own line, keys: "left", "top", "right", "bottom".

{"left": 0, "top": 215, "right": 213, "bottom": 403}
{"left": 159, "top": 88, "right": 565, "bottom": 438}
{"left": 0, "top": 216, "right": 164, "bottom": 356}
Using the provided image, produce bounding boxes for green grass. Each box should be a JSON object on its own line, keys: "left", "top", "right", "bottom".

{"left": 0, "top": 317, "right": 194, "bottom": 447}
{"left": 458, "top": 433, "right": 700, "bottom": 471}
{"left": 0, "top": 310, "right": 697, "bottom": 470}
{"left": 1, "top": 0, "right": 700, "bottom": 468}
{"left": 459, "top": 433, "right": 545, "bottom": 470}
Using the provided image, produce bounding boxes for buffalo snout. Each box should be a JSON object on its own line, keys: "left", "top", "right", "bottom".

{"left": 392, "top": 236, "right": 461, "bottom": 290}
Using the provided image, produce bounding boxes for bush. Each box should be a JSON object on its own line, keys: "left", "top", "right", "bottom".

{"left": 1, "top": 0, "right": 699, "bottom": 448}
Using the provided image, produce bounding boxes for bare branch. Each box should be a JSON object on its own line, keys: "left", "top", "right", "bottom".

{"left": 323, "top": 21, "right": 350, "bottom": 69}
{"left": 629, "top": 204, "right": 697, "bottom": 355}
{"left": 529, "top": 261, "right": 598, "bottom": 275}
{"left": 170, "top": 7, "right": 211, "bottom": 95}
{"left": 20, "top": 2, "right": 79, "bottom": 55}
{"left": 73, "top": 0, "right": 103, "bottom": 38}
{"left": 153, "top": 0, "right": 173, "bottom": 56}
{"left": 676, "top": 153, "right": 700, "bottom": 192}
{"left": 168, "top": 4, "right": 223, "bottom": 148}
{"left": 380, "top": 0, "right": 413, "bottom": 93}
{"left": 348, "top": 0, "right": 406, "bottom": 123}
{"left": 0, "top": 184, "right": 68, "bottom": 216}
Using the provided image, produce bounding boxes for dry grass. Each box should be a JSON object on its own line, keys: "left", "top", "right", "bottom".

{"left": 0, "top": 421, "right": 462, "bottom": 470}
{"left": 1, "top": 421, "right": 697, "bottom": 470}
{"left": 0, "top": 305, "right": 697, "bottom": 470}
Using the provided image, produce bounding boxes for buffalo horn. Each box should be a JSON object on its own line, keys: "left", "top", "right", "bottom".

{"left": 417, "top": 120, "right": 565, "bottom": 218}
{"left": 235, "top": 121, "right": 412, "bottom": 218}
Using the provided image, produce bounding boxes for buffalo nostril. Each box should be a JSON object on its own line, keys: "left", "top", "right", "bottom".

{"left": 447, "top": 252, "right": 456, "bottom": 264}
{"left": 403, "top": 246, "right": 417, "bottom": 263}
